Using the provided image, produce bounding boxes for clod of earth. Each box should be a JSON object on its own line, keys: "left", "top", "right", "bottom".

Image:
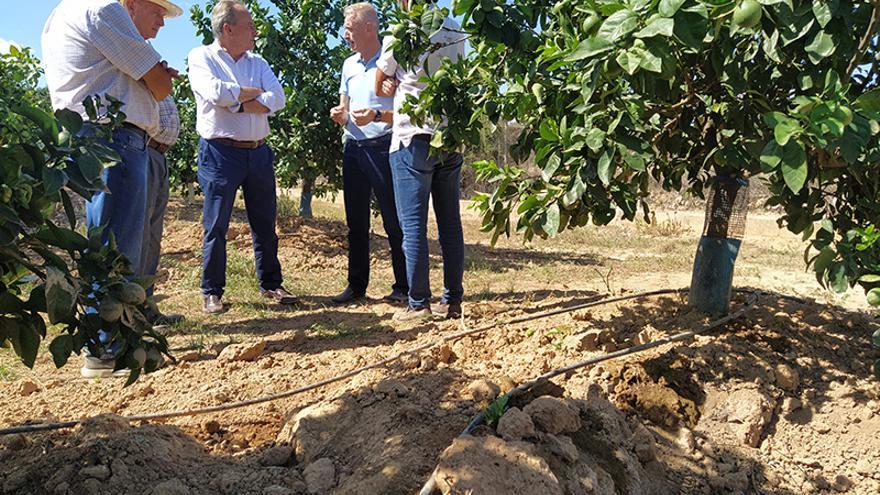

{"left": 217, "top": 340, "right": 266, "bottom": 362}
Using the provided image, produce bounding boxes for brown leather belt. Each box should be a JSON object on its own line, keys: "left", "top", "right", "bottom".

{"left": 147, "top": 139, "right": 170, "bottom": 154}
{"left": 211, "top": 137, "right": 265, "bottom": 149}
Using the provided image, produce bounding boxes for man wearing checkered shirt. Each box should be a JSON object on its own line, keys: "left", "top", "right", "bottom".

{"left": 42, "top": 0, "right": 180, "bottom": 378}
{"left": 118, "top": 0, "right": 187, "bottom": 327}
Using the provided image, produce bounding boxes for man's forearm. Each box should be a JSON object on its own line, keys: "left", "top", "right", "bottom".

{"left": 242, "top": 100, "right": 270, "bottom": 114}
{"left": 142, "top": 63, "right": 173, "bottom": 101}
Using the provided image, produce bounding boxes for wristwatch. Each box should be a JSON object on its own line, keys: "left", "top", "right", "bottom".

{"left": 373, "top": 109, "right": 383, "bottom": 122}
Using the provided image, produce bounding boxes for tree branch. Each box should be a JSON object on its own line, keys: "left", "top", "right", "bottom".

{"left": 847, "top": 0, "right": 880, "bottom": 77}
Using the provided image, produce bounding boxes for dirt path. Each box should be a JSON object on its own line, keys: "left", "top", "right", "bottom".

{"left": 0, "top": 197, "right": 878, "bottom": 494}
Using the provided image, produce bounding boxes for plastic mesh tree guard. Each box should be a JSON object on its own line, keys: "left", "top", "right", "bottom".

{"left": 701, "top": 176, "right": 749, "bottom": 240}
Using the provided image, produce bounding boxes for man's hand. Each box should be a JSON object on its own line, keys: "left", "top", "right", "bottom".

{"left": 330, "top": 104, "right": 348, "bottom": 125}
{"left": 142, "top": 62, "right": 174, "bottom": 101}
{"left": 239, "top": 86, "right": 264, "bottom": 102}
{"left": 350, "top": 108, "right": 377, "bottom": 126}
{"left": 161, "top": 61, "right": 182, "bottom": 81}
{"left": 241, "top": 100, "right": 270, "bottom": 113}
{"left": 377, "top": 78, "right": 398, "bottom": 97}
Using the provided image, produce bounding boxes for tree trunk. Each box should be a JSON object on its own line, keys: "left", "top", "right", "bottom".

{"left": 687, "top": 177, "right": 749, "bottom": 315}
{"left": 299, "top": 178, "right": 314, "bottom": 219}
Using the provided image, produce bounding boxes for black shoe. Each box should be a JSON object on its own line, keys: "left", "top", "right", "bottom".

{"left": 331, "top": 287, "right": 366, "bottom": 304}
{"left": 262, "top": 287, "right": 298, "bottom": 305}
{"left": 432, "top": 301, "right": 462, "bottom": 320}
{"left": 145, "top": 307, "right": 185, "bottom": 326}
{"left": 382, "top": 290, "right": 408, "bottom": 305}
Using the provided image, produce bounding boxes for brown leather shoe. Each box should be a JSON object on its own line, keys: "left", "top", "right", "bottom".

{"left": 203, "top": 295, "right": 224, "bottom": 314}
{"left": 262, "top": 287, "right": 298, "bottom": 305}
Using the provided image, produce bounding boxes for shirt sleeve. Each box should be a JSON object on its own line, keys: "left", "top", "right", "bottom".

{"left": 89, "top": 2, "right": 161, "bottom": 80}
{"left": 254, "top": 58, "right": 286, "bottom": 115}
{"left": 339, "top": 61, "right": 347, "bottom": 96}
{"left": 375, "top": 36, "right": 398, "bottom": 76}
{"left": 187, "top": 47, "right": 241, "bottom": 107}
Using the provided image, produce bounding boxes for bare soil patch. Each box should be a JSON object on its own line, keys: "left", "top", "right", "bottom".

{"left": 1, "top": 196, "right": 878, "bottom": 494}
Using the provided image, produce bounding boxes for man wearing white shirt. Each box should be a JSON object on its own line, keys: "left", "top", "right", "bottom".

{"left": 375, "top": 1, "right": 466, "bottom": 322}
{"left": 42, "top": 0, "right": 178, "bottom": 377}
{"left": 188, "top": 0, "right": 294, "bottom": 314}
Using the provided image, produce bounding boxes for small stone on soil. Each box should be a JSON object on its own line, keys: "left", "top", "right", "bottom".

{"left": 523, "top": 396, "right": 581, "bottom": 435}
{"left": 303, "top": 458, "right": 336, "bottom": 494}
{"left": 465, "top": 379, "right": 500, "bottom": 403}
{"left": 217, "top": 340, "right": 266, "bottom": 362}
{"left": 497, "top": 407, "right": 536, "bottom": 441}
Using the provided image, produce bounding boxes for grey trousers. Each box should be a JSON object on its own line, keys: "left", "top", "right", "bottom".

{"left": 142, "top": 146, "right": 171, "bottom": 296}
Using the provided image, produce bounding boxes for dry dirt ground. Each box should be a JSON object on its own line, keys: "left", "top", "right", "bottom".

{"left": 0, "top": 193, "right": 879, "bottom": 495}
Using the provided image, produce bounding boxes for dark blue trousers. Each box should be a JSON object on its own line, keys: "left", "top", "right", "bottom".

{"left": 197, "top": 138, "right": 283, "bottom": 296}
{"left": 343, "top": 135, "right": 408, "bottom": 295}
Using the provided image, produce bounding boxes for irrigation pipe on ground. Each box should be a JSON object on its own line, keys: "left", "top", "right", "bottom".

{"left": 0, "top": 288, "right": 692, "bottom": 436}
{"left": 418, "top": 289, "right": 760, "bottom": 495}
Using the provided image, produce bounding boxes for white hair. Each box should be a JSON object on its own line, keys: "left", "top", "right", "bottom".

{"left": 343, "top": 2, "right": 378, "bottom": 25}
{"left": 212, "top": 0, "right": 246, "bottom": 39}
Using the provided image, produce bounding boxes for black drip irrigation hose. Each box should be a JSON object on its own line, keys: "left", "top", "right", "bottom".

{"left": 0, "top": 287, "right": 701, "bottom": 437}
{"left": 418, "top": 289, "right": 760, "bottom": 495}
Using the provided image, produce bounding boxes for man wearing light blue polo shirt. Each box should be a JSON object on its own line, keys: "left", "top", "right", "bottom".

{"left": 329, "top": 2, "right": 408, "bottom": 305}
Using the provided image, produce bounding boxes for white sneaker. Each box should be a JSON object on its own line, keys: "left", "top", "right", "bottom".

{"left": 80, "top": 354, "right": 128, "bottom": 379}
{"left": 392, "top": 306, "right": 432, "bottom": 322}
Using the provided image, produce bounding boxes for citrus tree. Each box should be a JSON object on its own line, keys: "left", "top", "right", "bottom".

{"left": 392, "top": 1, "right": 880, "bottom": 298}
{"left": 0, "top": 101, "right": 169, "bottom": 383}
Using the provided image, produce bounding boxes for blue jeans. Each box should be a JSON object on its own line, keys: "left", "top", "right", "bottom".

{"left": 85, "top": 125, "right": 149, "bottom": 273}
{"left": 343, "top": 135, "right": 407, "bottom": 295}
{"left": 389, "top": 136, "right": 464, "bottom": 309}
{"left": 81, "top": 124, "right": 149, "bottom": 352}
{"left": 142, "top": 146, "right": 170, "bottom": 297}
{"left": 197, "top": 138, "right": 283, "bottom": 296}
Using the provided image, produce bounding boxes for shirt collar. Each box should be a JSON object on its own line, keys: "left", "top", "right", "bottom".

{"left": 211, "top": 40, "right": 251, "bottom": 62}
{"left": 357, "top": 48, "right": 381, "bottom": 67}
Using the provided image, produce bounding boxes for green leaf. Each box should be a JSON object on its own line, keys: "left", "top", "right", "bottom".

{"left": 542, "top": 154, "right": 561, "bottom": 181}
{"left": 45, "top": 266, "right": 76, "bottom": 325}
{"left": 672, "top": 4, "right": 709, "bottom": 50}
{"left": 598, "top": 9, "right": 639, "bottom": 42}
{"left": 60, "top": 190, "right": 77, "bottom": 230}
{"left": 54, "top": 108, "right": 83, "bottom": 135}
{"left": 635, "top": 17, "right": 674, "bottom": 38}
{"left": 829, "top": 263, "right": 849, "bottom": 293}
{"left": 586, "top": 128, "right": 605, "bottom": 152}
{"left": 430, "top": 130, "right": 444, "bottom": 149}
{"left": 11, "top": 320, "right": 40, "bottom": 368}
{"left": 854, "top": 88, "right": 880, "bottom": 113}
{"left": 779, "top": 141, "right": 808, "bottom": 193}
{"left": 539, "top": 119, "right": 559, "bottom": 142}
{"left": 49, "top": 334, "right": 75, "bottom": 368}
{"left": 658, "top": 0, "right": 685, "bottom": 17}
{"left": 805, "top": 30, "right": 835, "bottom": 64}
{"left": 868, "top": 288, "right": 880, "bottom": 306}
{"left": 14, "top": 105, "right": 59, "bottom": 144}
{"left": 760, "top": 140, "right": 782, "bottom": 172}
{"left": 616, "top": 50, "right": 642, "bottom": 75}
{"left": 565, "top": 37, "right": 613, "bottom": 61}
{"left": 76, "top": 153, "right": 105, "bottom": 184}
{"left": 812, "top": 2, "right": 832, "bottom": 28}
{"left": 873, "top": 328, "right": 880, "bottom": 348}
{"left": 597, "top": 147, "right": 616, "bottom": 185}
{"left": 543, "top": 203, "right": 561, "bottom": 236}
{"left": 860, "top": 274, "right": 880, "bottom": 283}
{"left": 43, "top": 167, "right": 66, "bottom": 196}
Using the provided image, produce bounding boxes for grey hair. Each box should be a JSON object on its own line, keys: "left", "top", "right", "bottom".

{"left": 212, "top": 0, "right": 245, "bottom": 39}
{"left": 343, "top": 2, "right": 378, "bottom": 25}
